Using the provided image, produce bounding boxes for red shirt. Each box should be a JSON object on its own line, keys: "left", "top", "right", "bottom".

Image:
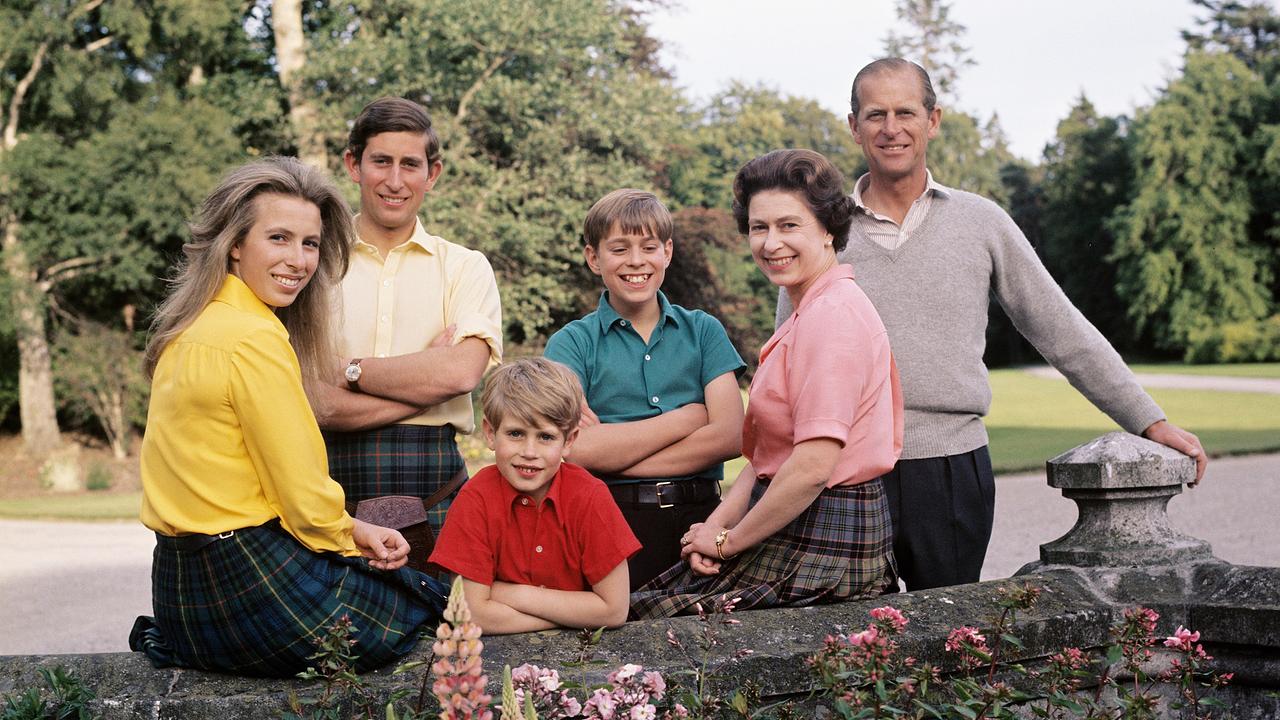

{"left": 429, "top": 463, "right": 640, "bottom": 590}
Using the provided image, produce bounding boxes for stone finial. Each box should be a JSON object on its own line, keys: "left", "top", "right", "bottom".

{"left": 1035, "top": 431, "right": 1212, "bottom": 568}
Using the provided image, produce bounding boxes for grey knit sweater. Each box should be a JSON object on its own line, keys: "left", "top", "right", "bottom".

{"left": 777, "top": 187, "right": 1165, "bottom": 460}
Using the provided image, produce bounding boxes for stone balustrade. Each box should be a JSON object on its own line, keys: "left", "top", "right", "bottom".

{"left": 1, "top": 432, "right": 1277, "bottom": 718}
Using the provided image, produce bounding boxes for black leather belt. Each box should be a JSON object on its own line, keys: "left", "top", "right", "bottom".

{"left": 156, "top": 530, "right": 237, "bottom": 552}
{"left": 155, "top": 519, "right": 277, "bottom": 552}
{"left": 608, "top": 478, "right": 720, "bottom": 508}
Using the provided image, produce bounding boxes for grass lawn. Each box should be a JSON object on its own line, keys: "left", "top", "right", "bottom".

{"left": 986, "top": 369, "right": 1280, "bottom": 472}
{"left": 1124, "top": 362, "right": 1280, "bottom": 378}
{"left": 0, "top": 491, "right": 142, "bottom": 521}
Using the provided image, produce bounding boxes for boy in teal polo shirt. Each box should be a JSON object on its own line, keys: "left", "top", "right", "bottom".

{"left": 545, "top": 189, "right": 746, "bottom": 590}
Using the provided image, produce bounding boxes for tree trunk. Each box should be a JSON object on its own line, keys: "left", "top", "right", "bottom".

{"left": 273, "top": 0, "right": 327, "bottom": 170}
{"left": 2, "top": 218, "right": 63, "bottom": 456}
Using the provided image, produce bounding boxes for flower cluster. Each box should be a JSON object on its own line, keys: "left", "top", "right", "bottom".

{"left": 1113, "top": 606, "right": 1160, "bottom": 668}
{"left": 507, "top": 664, "right": 582, "bottom": 718}
{"left": 583, "top": 664, "right": 669, "bottom": 720}
{"left": 432, "top": 577, "right": 493, "bottom": 720}
{"left": 501, "top": 662, "right": 676, "bottom": 720}
{"left": 1162, "top": 626, "right": 1204, "bottom": 655}
{"left": 943, "top": 625, "right": 991, "bottom": 670}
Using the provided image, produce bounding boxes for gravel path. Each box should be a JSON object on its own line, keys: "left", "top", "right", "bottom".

{"left": 1, "top": 450, "right": 1275, "bottom": 655}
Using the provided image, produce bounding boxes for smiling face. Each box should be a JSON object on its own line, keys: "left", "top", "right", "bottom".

{"left": 483, "top": 414, "right": 578, "bottom": 504}
{"left": 747, "top": 189, "right": 836, "bottom": 305}
{"left": 583, "top": 222, "right": 672, "bottom": 319}
{"left": 229, "top": 193, "right": 322, "bottom": 308}
{"left": 848, "top": 66, "right": 941, "bottom": 187}
{"left": 343, "top": 130, "right": 443, "bottom": 244}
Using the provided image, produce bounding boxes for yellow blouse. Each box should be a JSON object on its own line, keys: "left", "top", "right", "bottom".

{"left": 140, "top": 275, "right": 357, "bottom": 556}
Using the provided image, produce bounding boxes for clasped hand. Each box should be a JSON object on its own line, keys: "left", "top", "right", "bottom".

{"left": 352, "top": 518, "right": 410, "bottom": 570}
{"left": 679, "top": 521, "right": 727, "bottom": 576}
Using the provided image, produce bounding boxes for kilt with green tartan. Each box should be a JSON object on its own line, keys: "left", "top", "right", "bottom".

{"left": 134, "top": 520, "right": 447, "bottom": 677}
{"left": 629, "top": 477, "right": 897, "bottom": 620}
{"left": 324, "top": 424, "right": 467, "bottom": 534}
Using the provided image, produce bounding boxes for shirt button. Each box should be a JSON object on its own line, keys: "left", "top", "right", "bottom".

{"left": 652, "top": 396, "right": 659, "bottom": 403}
{"left": 521, "top": 498, "right": 529, "bottom": 506}
{"left": 380, "top": 315, "right": 389, "bottom": 323}
{"left": 644, "top": 354, "right": 651, "bottom": 361}
{"left": 535, "top": 545, "right": 543, "bottom": 553}
{"left": 620, "top": 320, "right": 628, "bottom": 326}
{"left": 382, "top": 279, "right": 391, "bottom": 287}
{"left": 377, "top": 353, "right": 387, "bottom": 358}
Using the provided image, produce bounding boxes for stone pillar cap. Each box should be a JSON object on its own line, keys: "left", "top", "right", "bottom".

{"left": 1047, "top": 431, "right": 1195, "bottom": 490}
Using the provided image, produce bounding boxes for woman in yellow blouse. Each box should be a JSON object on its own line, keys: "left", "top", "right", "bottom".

{"left": 128, "top": 157, "right": 446, "bottom": 677}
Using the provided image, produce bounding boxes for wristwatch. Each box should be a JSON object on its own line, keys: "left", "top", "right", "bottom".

{"left": 344, "top": 358, "right": 364, "bottom": 391}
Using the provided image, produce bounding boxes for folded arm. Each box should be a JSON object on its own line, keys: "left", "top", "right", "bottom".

{"left": 488, "top": 561, "right": 630, "bottom": 629}
{"left": 353, "top": 336, "right": 492, "bottom": 407}
{"left": 568, "top": 402, "right": 708, "bottom": 474}
{"left": 616, "top": 372, "right": 744, "bottom": 478}
{"left": 308, "top": 381, "right": 424, "bottom": 432}
{"left": 461, "top": 579, "right": 558, "bottom": 635}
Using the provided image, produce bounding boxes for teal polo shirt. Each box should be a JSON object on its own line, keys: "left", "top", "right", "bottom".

{"left": 545, "top": 291, "right": 745, "bottom": 484}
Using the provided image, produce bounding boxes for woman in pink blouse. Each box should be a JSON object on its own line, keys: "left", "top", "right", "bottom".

{"left": 631, "top": 149, "right": 903, "bottom": 618}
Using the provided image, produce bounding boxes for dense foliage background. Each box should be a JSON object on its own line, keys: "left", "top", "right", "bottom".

{"left": 2, "top": 0, "right": 1278, "bottom": 457}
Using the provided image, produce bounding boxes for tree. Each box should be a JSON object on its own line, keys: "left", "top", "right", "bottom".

{"left": 1, "top": 0, "right": 266, "bottom": 455}
{"left": 1183, "top": 0, "right": 1280, "bottom": 79}
{"left": 290, "top": 0, "right": 687, "bottom": 344}
{"left": 1038, "top": 96, "right": 1135, "bottom": 344}
{"left": 667, "top": 83, "right": 863, "bottom": 211}
{"left": 1111, "top": 51, "right": 1273, "bottom": 358}
{"left": 882, "top": 0, "right": 975, "bottom": 102}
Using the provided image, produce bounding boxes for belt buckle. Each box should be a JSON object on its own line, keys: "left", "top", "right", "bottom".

{"left": 654, "top": 481, "right": 675, "bottom": 509}
{"left": 217, "top": 530, "right": 235, "bottom": 540}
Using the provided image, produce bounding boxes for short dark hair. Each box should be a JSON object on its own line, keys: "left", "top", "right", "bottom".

{"left": 346, "top": 97, "right": 441, "bottom": 165}
{"left": 731, "top": 149, "right": 854, "bottom": 251}
{"left": 582, "top": 188, "right": 673, "bottom": 250}
{"left": 850, "top": 58, "right": 937, "bottom": 118}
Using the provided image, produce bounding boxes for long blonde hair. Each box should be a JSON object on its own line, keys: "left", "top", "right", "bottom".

{"left": 144, "top": 157, "right": 352, "bottom": 383}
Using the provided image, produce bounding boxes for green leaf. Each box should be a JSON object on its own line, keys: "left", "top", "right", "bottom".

{"left": 1105, "top": 644, "right": 1123, "bottom": 665}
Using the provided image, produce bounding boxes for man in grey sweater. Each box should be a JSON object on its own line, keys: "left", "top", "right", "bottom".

{"left": 777, "top": 58, "right": 1207, "bottom": 591}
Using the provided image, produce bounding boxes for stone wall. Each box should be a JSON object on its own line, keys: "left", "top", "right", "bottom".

{"left": 2, "top": 433, "right": 1278, "bottom": 718}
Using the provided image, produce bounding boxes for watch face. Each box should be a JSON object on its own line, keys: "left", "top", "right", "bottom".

{"left": 345, "top": 364, "right": 361, "bottom": 383}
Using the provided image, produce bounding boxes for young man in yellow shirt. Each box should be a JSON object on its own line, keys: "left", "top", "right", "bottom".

{"left": 310, "top": 97, "right": 503, "bottom": 535}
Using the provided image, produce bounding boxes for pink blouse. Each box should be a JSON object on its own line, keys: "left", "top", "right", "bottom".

{"left": 743, "top": 265, "right": 903, "bottom": 487}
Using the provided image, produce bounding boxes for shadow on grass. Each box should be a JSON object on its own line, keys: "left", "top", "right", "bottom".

{"left": 987, "top": 427, "right": 1280, "bottom": 474}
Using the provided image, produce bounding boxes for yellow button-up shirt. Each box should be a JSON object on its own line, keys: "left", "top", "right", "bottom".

{"left": 338, "top": 217, "right": 503, "bottom": 432}
{"left": 140, "top": 275, "right": 357, "bottom": 556}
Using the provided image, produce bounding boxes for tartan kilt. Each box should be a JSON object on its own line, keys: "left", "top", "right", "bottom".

{"left": 629, "top": 477, "right": 897, "bottom": 620}
{"left": 142, "top": 520, "right": 447, "bottom": 677}
{"left": 324, "top": 424, "right": 466, "bottom": 533}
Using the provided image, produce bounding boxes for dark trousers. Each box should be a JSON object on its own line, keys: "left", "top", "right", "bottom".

{"left": 612, "top": 492, "right": 720, "bottom": 592}
{"left": 880, "top": 446, "right": 995, "bottom": 592}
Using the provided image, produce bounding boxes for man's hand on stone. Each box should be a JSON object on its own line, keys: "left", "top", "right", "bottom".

{"left": 1143, "top": 419, "right": 1207, "bottom": 486}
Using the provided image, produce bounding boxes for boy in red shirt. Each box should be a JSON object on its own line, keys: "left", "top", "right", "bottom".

{"left": 429, "top": 358, "right": 640, "bottom": 634}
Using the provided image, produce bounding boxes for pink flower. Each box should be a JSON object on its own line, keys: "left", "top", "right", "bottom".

{"left": 642, "top": 670, "right": 666, "bottom": 696}
{"left": 944, "top": 626, "right": 988, "bottom": 654}
{"left": 870, "top": 606, "right": 908, "bottom": 632}
{"left": 1163, "top": 625, "right": 1201, "bottom": 652}
{"left": 630, "top": 704, "right": 656, "bottom": 720}
{"left": 431, "top": 578, "right": 493, "bottom": 719}
{"left": 848, "top": 625, "right": 881, "bottom": 648}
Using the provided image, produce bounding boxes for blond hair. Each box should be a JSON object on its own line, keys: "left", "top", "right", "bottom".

{"left": 144, "top": 157, "right": 352, "bottom": 385}
{"left": 481, "top": 358, "right": 583, "bottom": 434}
{"left": 582, "top": 188, "right": 672, "bottom": 250}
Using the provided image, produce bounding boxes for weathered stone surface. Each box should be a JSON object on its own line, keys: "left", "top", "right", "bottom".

{"left": 4, "top": 433, "right": 1277, "bottom": 717}
{"left": 1037, "top": 431, "right": 1212, "bottom": 566}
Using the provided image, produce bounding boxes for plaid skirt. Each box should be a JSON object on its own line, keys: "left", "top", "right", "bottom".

{"left": 135, "top": 520, "right": 447, "bottom": 677}
{"left": 629, "top": 477, "right": 896, "bottom": 620}
{"left": 324, "top": 424, "right": 467, "bottom": 533}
